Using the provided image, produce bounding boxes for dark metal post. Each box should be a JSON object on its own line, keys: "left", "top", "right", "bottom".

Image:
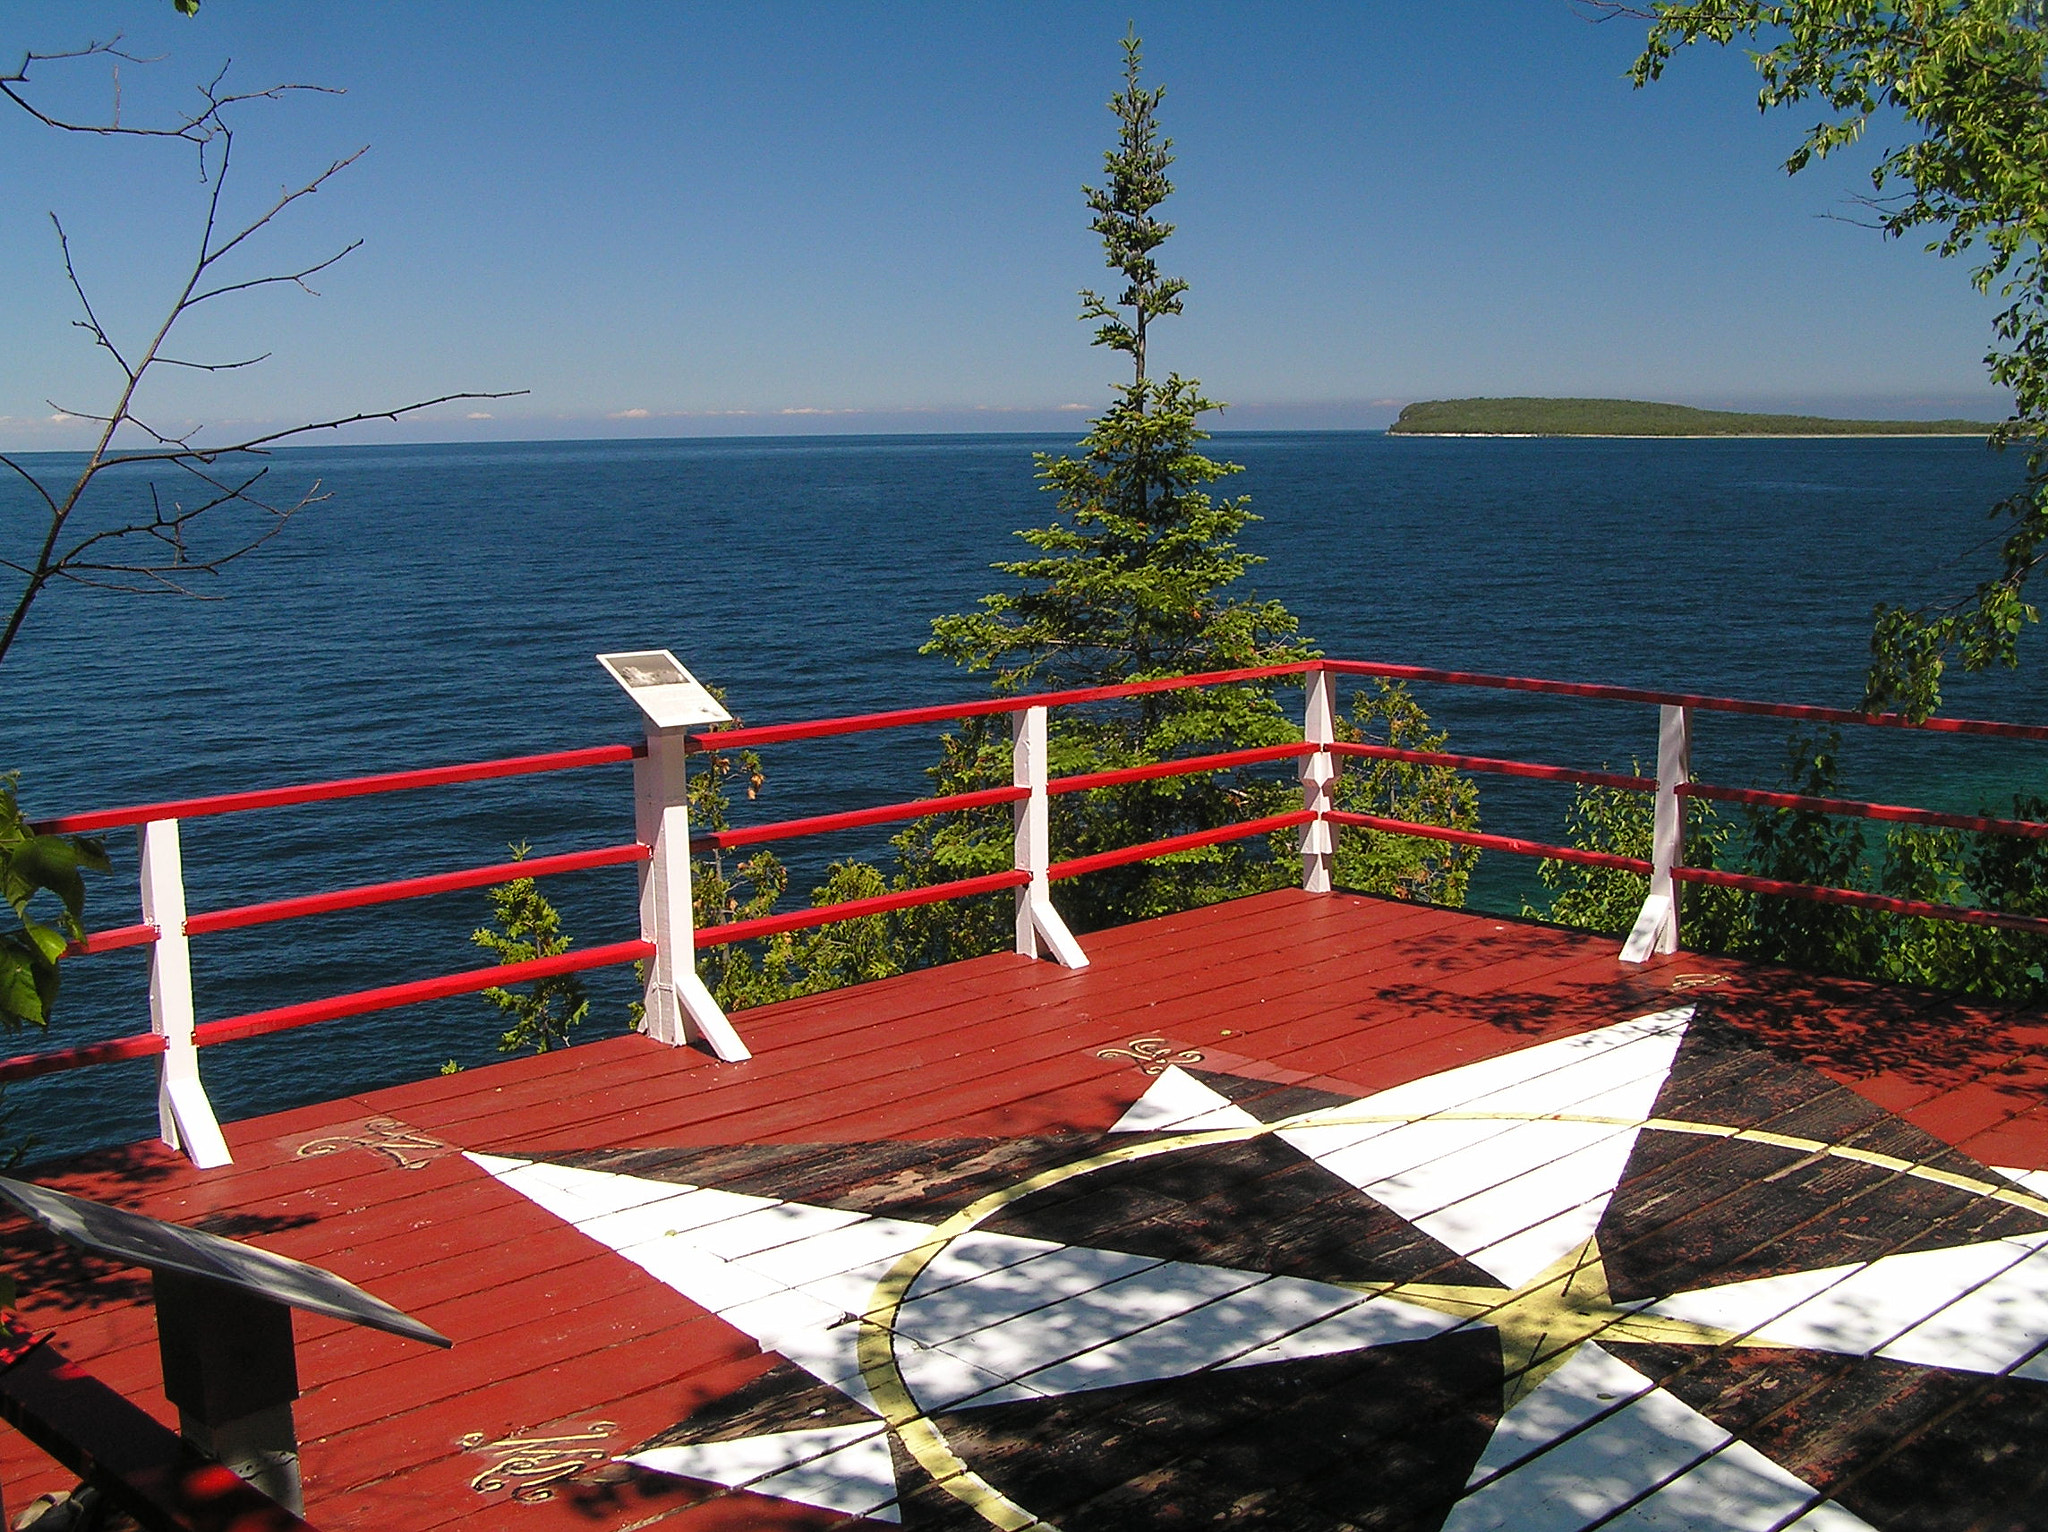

{"left": 152, "top": 1270, "right": 304, "bottom": 1513}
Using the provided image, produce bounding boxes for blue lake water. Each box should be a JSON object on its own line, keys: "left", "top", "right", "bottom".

{"left": 4, "top": 430, "right": 2044, "bottom": 1162}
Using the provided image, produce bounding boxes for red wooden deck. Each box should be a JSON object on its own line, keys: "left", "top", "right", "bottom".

{"left": 6, "top": 888, "right": 2048, "bottom": 1531}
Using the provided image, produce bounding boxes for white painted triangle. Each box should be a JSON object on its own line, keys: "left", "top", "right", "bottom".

{"left": 1450, "top": 1343, "right": 1870, "bottom": 1531}
{"left": 1278, "top": 1009, "right": 1691, "bottom": 1286}
{"left": 469, "top": 1152, "right": 942, "bottom": 1406}
{"left": 624, "top": 1421, "right": 901, "bottom": 1522}
{"left": 476, "top": 1151, "right": 1471, "bottom": 1426}
{"left": 1993, "top": 1164, "right": 2048, "bottom": 1200}
{"left": 1108, "top": 1065, "right": 1264, "bottom": 1134}
{"left": 1646, "top": 1231, "right": 2048, "bottom": 1380}
{"left": 901, "top": 1232, "right": 1467, "bottom": 1407}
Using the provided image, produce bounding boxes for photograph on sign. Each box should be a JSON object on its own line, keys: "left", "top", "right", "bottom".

{"left": 596, "top": 649, "right": 732, "bottom": 729}
{"left": 609, "top": 652, "right": 687, "bottom": 690}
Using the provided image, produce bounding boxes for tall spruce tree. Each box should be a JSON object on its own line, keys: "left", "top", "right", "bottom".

{"left": 911, "top": 33, "right": 1316, "bottom": 937}
{"left": 725, "top": 32, "right": 1480, "bottom": 990}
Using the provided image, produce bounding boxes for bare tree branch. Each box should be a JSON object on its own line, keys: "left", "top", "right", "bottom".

{"left": 193, "top": 147, "right": 367, "bottom": 283}
{"left": 102, "top": 392, "right": 529, "bottom": 469}
{"left": 0, "top": 458, "right": 62, "bottom": 518}
{"left": 2, "top": 34, "right": 339, "bottom": 143}
{"left": 190, "top": 237, "right": 362, "bottom": 307}
{"left": 1567, "top": 2, "right": 1658, "bottom": 20}
{"left": 0, "top": 41, "right": 524, "bottom": 670}
{"left": 154, "top": 351, "right": 273, "bottom": 372}
{"left": 50, "top": 217, "right": 129, "bottom": 378}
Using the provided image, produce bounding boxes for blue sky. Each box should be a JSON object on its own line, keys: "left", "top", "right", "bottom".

{"left": 0, "top": 2, "right": 2014, "bottom": 449}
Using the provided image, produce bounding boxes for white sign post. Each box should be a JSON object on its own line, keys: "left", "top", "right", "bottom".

{"left": 597, "top": 652, "right": 752, "bottom": 1062}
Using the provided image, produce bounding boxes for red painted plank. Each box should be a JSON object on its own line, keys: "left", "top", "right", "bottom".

{"left": 38, "top": 744, "right": 643, "bottom": 835}
{"left": 1323, "top": 657, "right": 2048, "bottom": 741}
{"left": 1330, "top": 740, "right": 1656, "bottom": 793}
{"left": 195, "top": 939, "right": 655, "bottom": 1046}
{"left": 185, "top": 843, "right": 649, "bottom": 937}
{"left": 693, "top": 784, "right": 1027, "bottom": 852}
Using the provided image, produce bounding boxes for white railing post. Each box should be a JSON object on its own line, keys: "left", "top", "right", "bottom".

{"left": 635, "top": 727, "right": 751, "bottom": 1061}
{"left": 1012, "top": 705, "right": 1087, "bottom": 968}
{"left": 1300, "top": 666, "right": 1339, "bottom": 893}
{"left": 1622, "top": 703, "right": 1691, "bottom": 963}
{"left": 138, "top": 819, "right": 231, "bottom": 1168}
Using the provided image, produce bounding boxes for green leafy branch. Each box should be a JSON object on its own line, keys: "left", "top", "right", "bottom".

{"left": 1617, "top": 1, "right": 2048, "bottom": 716}
{"left": 0, "top": 776, "right": 108, "bottom": 1033}
{"left": 471, "top": 843, "right": 588, "bottom": 1056}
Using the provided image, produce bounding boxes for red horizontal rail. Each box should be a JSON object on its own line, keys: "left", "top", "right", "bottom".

{"left": 1050, "top": 742, "right": 1316, "bottom": 796}
{"left": 184, "top": 843, "right": 650, "bottom": 937}
{"left": 694, "top": 869, "right": 1031, "bottom": 947}
{"left": 194, "top": 937, "right": 654, "bottom": 1048}
{"left": 1330, "top": 741, "right": 1656, "bottom": 793}
{"left": 1678, "top": 782, "right": 2048, "bottom": 840}
{"left": 1048, "top": 810, "right": 1317, "bottom": 882}
{"left": 692, "top": 786, "right": 1029, "bottom": 853}
{"left": 0, "top": 1031, "right": 165, "bottom": 1085}
{"left": 693, "top": 664, "right": 1316, "bottom": 750}
{"left": 1325, "top": 660, "right": 2048, "bottom": 742}
{"left": 1326, "top": 810, "right": 1654, "bottom": 874}
{"left": 61, "top": 921, "right": 158, "bottom": 958}
{"left": 37, "top": 742, "right": 645, "bottom": 835}
{"left": 1672, "top": 865, "right": 2048, "bottom": 936}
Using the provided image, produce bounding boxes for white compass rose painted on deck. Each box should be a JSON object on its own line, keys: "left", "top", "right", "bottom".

{"left": 469, "top": 1004, "right": 2048, "bottom": 1530}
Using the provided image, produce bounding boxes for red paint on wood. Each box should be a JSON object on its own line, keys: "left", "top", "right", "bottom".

{"left": 1047, "top": 809, "right": 1316, "bottom": 881}
{"left": 186, "top": 844, "right": 650, "bottom": 936}
{"left": 694, "top": 663, "right": 1316, "bottom": 749}
{"left": 0, "top": 1334, "right": 314, "bottom": 1531}
{"left": 37, "top": 743, "right": 643, "bottom": 835}
{"left": 1323, "top": 658, "right": 2048, "bottom": 741}
{"left": 692, "top": 785, "right": 1027, "bottom": 852}
{"left": 196, "top": 939, "right": 655, "bottom": 1046}
{"left": 1325, "top": 811, "right": 1653, "bottom": 872}
{"left": 1674, "top": 865, "right": 2048, "bottom": 935}
{"left": 17, "top": 888, "right": 2048, "bottom": 1532}
{"left": 0, "top": 1031, "right": 165, "bottom": 1084}
{"left": 694, "top": 869, "right": 1029, "bottom": 948}
{"left": 1048, "top": 741, "right": 1316, "bottom": 795}
{"left": 60, "top": 921, "right": 158, "bottom": 958}
{"left": 1330, "top": 741, "right": 1656, "bottom": 793}
{"left": 1680, "top": 781, "right": 2048, "bottom": 839}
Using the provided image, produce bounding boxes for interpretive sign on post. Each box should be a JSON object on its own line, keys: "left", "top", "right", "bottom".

{"left": 0, "top": 1176, "right": 449, "bottom": 1515}
{"left": 595, "top": 650, "right": 753, "bottom": 1063}
{"left": 596, "top": 649, "right": 732, "bottom": 730}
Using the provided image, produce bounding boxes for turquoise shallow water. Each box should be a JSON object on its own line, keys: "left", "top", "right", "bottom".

{"left": 3, "top": 431, "right": 2042, "bottom": 1161}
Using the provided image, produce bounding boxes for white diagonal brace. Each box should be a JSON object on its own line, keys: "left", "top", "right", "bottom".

{"left": 1013, "top": 705, "right": 1086, "bottom": 968}
{"left": 139, "top": 819, "right": 231, "bottom": 1168}
{"left": 636, "top": 728, "right": 751, "bottom": 1060}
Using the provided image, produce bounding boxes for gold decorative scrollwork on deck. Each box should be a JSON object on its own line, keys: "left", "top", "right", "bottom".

{"left": 1096, "top": 1036, "right": 1204, "bottom": 1073}
{"left": 1668, "top": 973, "right": 1731, "bottom": 993}
{"left": 461, "top": 1421, "right": 617, "bottom": 1503}
{"left": 295, "top": 1117, "right": 448, "bottom": 1171}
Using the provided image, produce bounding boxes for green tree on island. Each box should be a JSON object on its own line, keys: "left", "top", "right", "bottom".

{"left": 1613, "top": 1, "right": 2048, "bottom": 719}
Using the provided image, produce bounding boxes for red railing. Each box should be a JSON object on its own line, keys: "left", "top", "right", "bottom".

{"left": 21, "top": 660, "right": 2048, "bottom": 1137}
{"left": 1671, "top": 866, "right": 2048, "bottom": 937}
{"left": 37, "top": 743, "right": 646, "bottom": 835}
{"left": 1324, "top": 812, "right": 1654, "bottom": 875}
{"left": 1323, "top": 660, "right": 2048, "bottom": 742}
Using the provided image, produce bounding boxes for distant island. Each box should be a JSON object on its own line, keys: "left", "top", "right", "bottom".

{"left": 1387, "top": 397, "right": 1998, "bottom": 438}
